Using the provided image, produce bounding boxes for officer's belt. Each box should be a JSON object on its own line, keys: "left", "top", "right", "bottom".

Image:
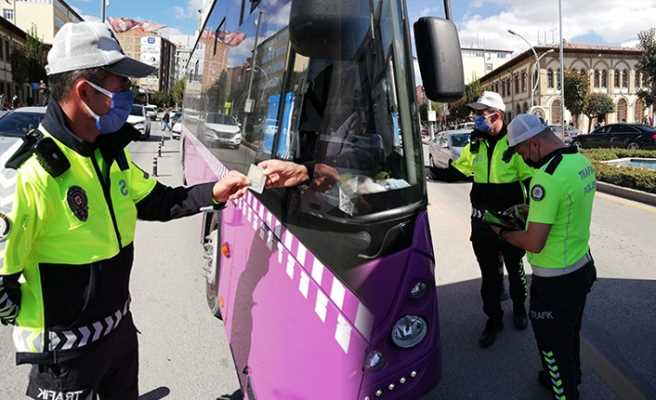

{"left": 14, "top": 298, "right": 130, "bottom": 365}
{"left": 531, "top": 252, "right": 593, "bottom": 277}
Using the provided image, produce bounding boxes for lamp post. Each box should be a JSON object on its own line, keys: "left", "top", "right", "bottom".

{"left": 558, "top": 0, "right": 565, "bottom": 138}
{"left": 508, "top": 29, "right": 540, "bottom": 107}
{"left": 531, "top": 49, "right": 555, "bottom": 109}
{"left": 100, "top": 0, "right": 107, "bottom": 22}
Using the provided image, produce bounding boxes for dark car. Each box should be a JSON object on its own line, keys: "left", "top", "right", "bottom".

{"left": 572, "top": 123, "right": 656, "bottom": 150}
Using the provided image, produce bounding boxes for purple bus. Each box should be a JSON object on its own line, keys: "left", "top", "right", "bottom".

{"left": 180, "top": 1, "right": 464, "bottom": 398}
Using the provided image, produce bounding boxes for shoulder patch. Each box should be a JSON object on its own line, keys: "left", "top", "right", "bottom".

{"left": 0, "top": 212, "right": 10, "bottom": 241}
{"left": 531, "top": 185, "right": 546, "bottom": 201}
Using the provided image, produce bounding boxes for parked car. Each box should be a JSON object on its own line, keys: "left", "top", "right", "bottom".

{"left": 428, "top": 129, "right": 470, "bottom": 179}
{"left": 549, "top": 125, "right": 581, "bottom": 144}
{"left": 128, "top": 104, "right": 152, "bottom": 139}
{"left": 202, "top": 113, "right": 242, "bottom": 148}
{"left": 0, "top": 106, "right": 46, "bottom": 138}
{"left": 144, "top": 104, "right": 158, "bottom": 121}
{"left": 571, "top": 123, "right": 656, "bottom": 150}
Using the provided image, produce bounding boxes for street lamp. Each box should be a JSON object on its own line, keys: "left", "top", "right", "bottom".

{"left": 531, "top": 49, "right": 555, "bottom": 107}
{"left": 508, "top": 29, "right": 540, "bottom": 107}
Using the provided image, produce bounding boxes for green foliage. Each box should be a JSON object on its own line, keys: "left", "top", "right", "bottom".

{"left": 582, "top": 149, "right": 656, "bottom": 194}
{"left": 150, "top": 91, "right": 174, "bottom": 107}
{"left": 172, "top": 78, "right": 186, "bottom": 106}
{"left": 563, "top": 69, "right": 589, "bottom": 127}
{"left": 582, "top": 93, "right": 615, "bottom": 133}
{"left": 11, "top": 27, "right": 47, "bottom": 85}
{"left": 448, "top": 79, "right": 482, "bottom": 122}
{"left": 636, "top": 28, "right": 656, "bottom": 107}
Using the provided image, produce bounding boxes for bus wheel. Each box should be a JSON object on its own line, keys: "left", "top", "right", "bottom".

{"left": 204, "top": 230, "right": 222, "bottom": 320}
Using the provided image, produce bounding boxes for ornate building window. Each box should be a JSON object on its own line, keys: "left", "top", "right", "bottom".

{"left": 601, "top": 70, "right": 608, "bottom": 88}
{"left": 594, "top": 70, "right": 600, "bottom": 88}
{"left": 622, "top": 69, "right": 629, "bottom": 88}
{"left": 506, "top": 78, "right": 511, "bottom": 95}
{"left": 614, "top": 70, "right": 621, "bottom": 88}
{"left": 547, "top": 68, "right": 554, "bottom": 88}
{"left": 521, "top": 71, "right": 527, "bottom": 92}
{"left": 514, "top": 74, "right": 520, "bottom": 94}
{"left": 635, "top": 72, "right": 642, "bottom": 88}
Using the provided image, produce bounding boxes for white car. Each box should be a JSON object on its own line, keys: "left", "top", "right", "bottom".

{"left": 202, "top": 113, "right": 241, "bottom": 149}
{"left": 128, "top": 105, "right": 152, "bottom": 139}
{"left": 144, "top": 104, "right": 158, "bottom": 121}
{"left": 428, "top": 129, "right": 470, "bottom": 178}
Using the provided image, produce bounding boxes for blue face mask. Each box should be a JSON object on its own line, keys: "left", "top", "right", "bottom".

{"left": 83, "top": 80, "right": 134, "bottom": 134}
{"left": 474, "top": 114, "right": 492, "bottom": 133}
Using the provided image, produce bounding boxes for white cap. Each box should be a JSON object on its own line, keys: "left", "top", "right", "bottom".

{"left": 507, "top": 113, "right": 550, "bottom": 147}
{"left": 46, "top": 21, "right": 155, "bottom": 77}
{"left": 467, "top": 91, "right": 506, "bottom": 112}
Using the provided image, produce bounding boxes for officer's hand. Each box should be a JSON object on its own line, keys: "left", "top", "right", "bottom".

{"left": 213, "top": 170, "right": 249, "bottom": 202}
{"left": 258, "top": 160, "right": 309, "bottom": 189}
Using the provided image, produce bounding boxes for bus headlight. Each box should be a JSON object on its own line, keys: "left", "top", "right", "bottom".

{"left": 392, "top": 315, "right": 427, "bottom": 349}
{"left": 364, "top": 350, "right": 384, "bottom": 370}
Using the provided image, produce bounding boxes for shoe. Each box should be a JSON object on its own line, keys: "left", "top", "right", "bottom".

{"left": 538, "top": 371, "right": 552, "bottom": 391}
{"left": 478, "top": 319, "right": 503, "bottom": 348}
{"left": 513, "top": 304, "right": 528, "bottom": 330}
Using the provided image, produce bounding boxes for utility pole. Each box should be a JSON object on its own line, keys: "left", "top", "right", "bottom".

{"left": 101, "top": 0, "right": 107, "bottom": 22}
{"left": 558, "top": 0, "right": 565, "bottom": 138}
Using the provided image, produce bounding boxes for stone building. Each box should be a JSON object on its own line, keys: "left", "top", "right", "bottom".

{"left": 479, "top": 43, "right": 652, "bottom": 130}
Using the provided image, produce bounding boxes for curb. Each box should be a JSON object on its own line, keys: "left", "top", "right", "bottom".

{"left": 596, "top": 181, "right": 656, "bottom": 207}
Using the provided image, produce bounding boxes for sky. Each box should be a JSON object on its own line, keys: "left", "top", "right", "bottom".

{"left": 69, "top": 0, "right": 656, "bottom": 50}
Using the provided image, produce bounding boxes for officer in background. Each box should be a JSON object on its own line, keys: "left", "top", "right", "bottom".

{"left": 452, "top": 91, "right": 533, "bottom": 348}
{"left": 492, "top": 114, "right": 597, "bottom": 400}
{"left": 0, "top": 22, "right": 249, "bottom": 399}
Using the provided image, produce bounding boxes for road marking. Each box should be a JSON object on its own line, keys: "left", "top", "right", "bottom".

{"left": 581, "top": 335, "right": 649, "bottom": 400}
{"left": 595, "top": 192, "right": 656, "bottom": 214}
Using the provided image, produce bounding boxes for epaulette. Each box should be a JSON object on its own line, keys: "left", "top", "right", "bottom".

{"left": 5, "top": 129, "right": 70, "bottom": 177}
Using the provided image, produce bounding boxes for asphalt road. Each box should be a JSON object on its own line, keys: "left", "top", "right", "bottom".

{"left": 1, "top": 132, "right": 654, "bottom": 399}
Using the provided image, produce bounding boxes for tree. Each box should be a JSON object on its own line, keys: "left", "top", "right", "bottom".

{"left": 172, "top": 78, "right": 186, "bottom": 107}
{"left": 583, "top": 93, "right": 615, "bottom": 133}
{"left": 448, "top": 79, "right": 482, "bottom": 124}
{"left": 10, "top": 26, "right": 47, "bottom": 93}
{"left": 563, "top": 69, "right": 589, "bottom": 128}
{"left": 636, "top": 28, "right": 656, "bottom": 107}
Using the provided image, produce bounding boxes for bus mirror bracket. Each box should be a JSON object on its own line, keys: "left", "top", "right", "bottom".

{"left": 414, "top": 17, "right": 465, "bottom": 102}
{"left": 289, "top": 0, "right": 370, "bottom": 60}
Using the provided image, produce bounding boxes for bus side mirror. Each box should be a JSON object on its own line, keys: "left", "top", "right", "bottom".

{"left": 289, "top": 0, "right": 370, "bottom": 60}
{"left": 414, "top": 17, "right": 464, "bottom": 102}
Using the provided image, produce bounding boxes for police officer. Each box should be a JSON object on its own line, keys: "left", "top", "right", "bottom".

{"left": 452, "top": 91, "right": 533, "bottom": 348}
{"left": 493, "top": 114, "right": 597, "bottom": 400}
{"left": 0, "top": 22, "right": 249, "bottom": 399}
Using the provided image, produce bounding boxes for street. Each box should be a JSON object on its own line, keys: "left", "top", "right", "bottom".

{"left": 0, "top": 129, "right": 655, "bottom": 399}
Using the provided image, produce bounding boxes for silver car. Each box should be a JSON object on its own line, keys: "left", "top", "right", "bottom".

{"left": 428, "top": 129, "right": 470, "bottom": 173}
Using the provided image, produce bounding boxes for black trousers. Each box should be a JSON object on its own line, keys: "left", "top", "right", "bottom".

{"left": 26, "top": 313, "right": 139, "bottom": 400}
{"left": 471, "top": 219, "right": 527, "bottom": 321}
{"left": 530, "top": 261, "right": 596, "bottom": 400}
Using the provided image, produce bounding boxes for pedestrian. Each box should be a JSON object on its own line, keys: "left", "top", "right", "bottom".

{"left": 451, "top": 91, "right": 533, "bottom": 348}
{"left": 0, "top": 21, "right": 249, "bottom": 400}
{"left": 162, "top": 108, "right": 171, "bottom": 132}
{"left": 11, "top": 95, "right": 19, "bottom": 109}
{"left": 492, "top": 113, "right": 596, "bottom": 400}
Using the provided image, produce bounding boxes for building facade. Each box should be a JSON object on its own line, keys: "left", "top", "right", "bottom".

{"left": 174, "top": 48, "right": 191, "bottom": 83}
{"left": 479, "top": 44, "right": 652, "bottom": 130}
{"left": 462, "top": 47, "right": 513, "bottom": 84}
{"left": 115, "top": 28, "right": 177, "bottom": 93}
{"left": 0, "top": 16, "right": 47, "bottom": 106}
{"left": 2, "top": 0, "right": 83, "bottom": 44}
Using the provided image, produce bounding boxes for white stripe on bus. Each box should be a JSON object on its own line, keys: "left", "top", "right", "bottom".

{"left": 299, "top": 270, "right": 310, "bottom": 299}
{"left": 314, "top": 291, "right": 328, "bottom": 323}
{"left": 329, "top": 278, "right": 346, "bottom": 310}
{"left": 311, "top": 258, "right": 324, "bottom": 286}
{"left": 335, "top": 314, "right": 352, "bottom": 354}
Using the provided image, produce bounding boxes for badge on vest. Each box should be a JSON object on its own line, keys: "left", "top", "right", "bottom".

{"left": 0, "top": 212, "right": 10, "bottom": 242}
{"left": 531, "top": 185, "right": 546, "bottom": 201}
{"left": 67, "top": 186, "right": 88, "bottom": 221}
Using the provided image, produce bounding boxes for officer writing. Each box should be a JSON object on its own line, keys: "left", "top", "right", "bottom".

{"left": 492, "top": 114, "right": 597, "bottom": 400}
{"left": 0, "top": 22, "right": 249, "bottom": 399}
{"left": 451, "top": 91, "right": 533, "bottom": 347}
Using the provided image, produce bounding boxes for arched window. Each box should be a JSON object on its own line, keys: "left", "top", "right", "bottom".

{"left": 594, "top": 70, "right": 600, "bottom": 88}
{"left": 614, "top": 70, "right": 620, "bottom": 87}
{"left": 501, "top": 81, "right": 505, "bottom": 97}
{"left": 522, "top": 71, "right": 527, "bottom": 92}
{"left": 635, "top": 99, "right": 645, "bottom": 123}
{"left": 551, "top": 99, "right": 562, "bottom": 124}
{"left": 547, "top": 68, "right": 554, "bottom": 88}
{"left": 617, "top": 98, "right": 627, "bottom": 122}
{"left": 514, "top": 74, "right": 519, "bottom": 94}
{"left": 635, "top": 72, "right": 641, "bottom": 88}
{"left": 506, "top": 78, "right": 511, "bottom": 95}
{"left": 601, "top": 70, "right": 608, "bottom": 88}
{"left": 622, "top": 69, "right": 629, "bottom": 88}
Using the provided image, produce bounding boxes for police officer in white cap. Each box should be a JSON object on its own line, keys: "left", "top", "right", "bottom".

{"left": 452, "top": 91, "right": 533, "bottom": 348}
{"left": 0, "top": 21, "right": 249, "bottom": 399}
{"left": 492, "top": 113, "right": 597, "bottom": 400}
